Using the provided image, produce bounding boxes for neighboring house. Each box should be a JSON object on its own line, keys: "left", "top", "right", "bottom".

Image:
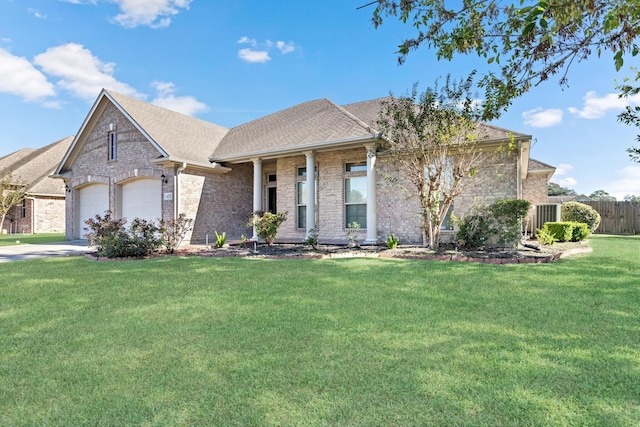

{"left": 53, "top": 89, "right": 555, "bottom": 244}
{"left": 0, "top": 136, "right": 74, "bottom": 234}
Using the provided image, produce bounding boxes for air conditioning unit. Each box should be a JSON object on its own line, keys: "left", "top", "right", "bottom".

{"left": 534, "top": 204, "right": 562, "bottom": 233}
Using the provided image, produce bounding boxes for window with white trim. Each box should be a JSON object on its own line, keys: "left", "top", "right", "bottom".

{"left": 296, "top": 167, "right": 307, "bottom": 229}
{"left": 108, "top": 131, "right": 117, "bottom": 161}
{"left": 344, "top": 162, "right": 367, "bottom": 228}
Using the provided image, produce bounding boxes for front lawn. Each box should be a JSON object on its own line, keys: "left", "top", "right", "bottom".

{"left": 0, "top": 233, "right": 65, "bottom": 246}
{"left": 1, "top": 235, "right": 638, "bottom": 426}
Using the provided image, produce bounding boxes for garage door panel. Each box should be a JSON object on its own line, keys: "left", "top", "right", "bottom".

{"left": 122, "top": 179, "right": 161, "bottom": 223}
{"left": 78, "top": 184, "right": 109, "bottom": 239}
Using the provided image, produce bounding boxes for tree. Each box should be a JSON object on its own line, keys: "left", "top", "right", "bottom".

{"left": 548, "top": 182, "right": 577, "bottom": 196}
{"left": 376, "top": 74, "right": 507, "bottom": 249}
{"left": 0, "top": 173, "right": 27, "bottom": 232}
{"left": 369, "top": 0, "right": 640, "bottom": 152}
{"left": 589, "top": 189, "right": 617, "bottom": 201}
{"left": 617, "top": 69, "right": 640, "bottom": 162}
{"left": 623, "top": 194, "right": 640, "bottom": 202}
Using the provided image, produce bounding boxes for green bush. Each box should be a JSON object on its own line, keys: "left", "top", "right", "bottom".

{"left": 84, "top": 211, "right": 162, "bottom": 258}
{"left": 571, "top": 222, "right": 590, "bottom": 242}
{"left": 561, "top": 202, "right": 600, "bottom": 233}
{"left": 543, "top": 222, "right": 575, "bottom": 242}
{"left": 536, "top": 226, "right": 558, "bottom": 245}
{"left": 386, "top": 233, "right": 399, "bottom": 249}
{"left": 455, "top": 199, "right": 530, "bottom": 248}
{"left": 248, "top": 211, "right": 288, "bottom": 245}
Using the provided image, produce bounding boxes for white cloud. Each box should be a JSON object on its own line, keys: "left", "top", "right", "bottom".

{"left": 522, "top": 107, "right": 563, "bottom": 128}
{"left": 237, "top": 37, "right": 296, "bottom": 63}
{"left": 554, "top": 163, "right": 574, "bottom": 176}
{"left": 237, "top": 36, "right": 257, "bottom": 47}
{"left": 0, "top": 48, "right": 56, "bottom": 102}
{"left": 608, "top": 165, "right": 640, "bottom": 199}
{"left": 111, "top": 0, "right": 191, "bottom": 28}
{"left": 33, "top": 43, "right": 143, "bottom": 101}
{"left": 62, "top": 0, "right": 190, "bottom": 28}
{"left": 150, "top": 81, "right": 207, "bottom": 116}
{"left": 568, "top": 91, "right": 640, "bottom": 119}
{"left": 28, "top": 8, "right": 48, "bottom": 19}
{"left": 238, "top": 48, "right": 271, "bottom": 64}
{"left": 276, "top": 41, "right": 295, "bottom": 54}
{"left": 552, "top": 177, "right": 578, "bottom": 188}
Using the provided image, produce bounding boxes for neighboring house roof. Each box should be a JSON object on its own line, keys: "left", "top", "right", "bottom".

{"left": 548, "top": 195, "right": 579, "bottom": 204}
{"left": 0, "top": 148, "right": 36, "bottom": 172}
{"left": 55, "top": 89, "right": 229, "bottom": 175}
{"left": 211, "top": 98, "right": 379, "bottom": 162}
{"left": 0, "top": 136, "right": 74, "bottom": 196}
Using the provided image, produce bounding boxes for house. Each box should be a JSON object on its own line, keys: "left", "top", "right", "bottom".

{"left": 53, "top": 89, "right": 554, "bottom": 244}
{"left": 1, "top": 136, "right": 74, "bottom": 234}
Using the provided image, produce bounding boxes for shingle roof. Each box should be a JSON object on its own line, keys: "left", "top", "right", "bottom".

{"left": 211, "top": 98, "right": 378, "bottom": 161}
{"left": 0, "top": 136, "right": 74, "bottom": 196}
{"left": 106, "top": 90, "right": 228, "bottom": 163}
{"left": 528, "top": 158, "right": 555, "bottom": 171}
{"left": 0, "top": 148, "right": 36, "bottom": 173}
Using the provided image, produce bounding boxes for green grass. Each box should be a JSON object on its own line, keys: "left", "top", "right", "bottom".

{"left": 1, "top": 235, "right": 638, "bottom": 426}
{"left": 0, "top": 233, "right": 65, "bottom": 246}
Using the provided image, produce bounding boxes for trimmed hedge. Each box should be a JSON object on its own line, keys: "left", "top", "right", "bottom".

{"left": 543, "top": 221, "right": 590, "bottom": 242}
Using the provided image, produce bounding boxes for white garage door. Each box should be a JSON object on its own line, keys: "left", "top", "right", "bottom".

{"left": 122, "top": 178, "right": 162, "bottom": 223}
{"left": 78, "top": 184, "right": 109, "bottom": 239}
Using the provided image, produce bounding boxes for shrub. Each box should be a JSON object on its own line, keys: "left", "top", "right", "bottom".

{"left": 536, "top": 226, "right": 558, "bottom": 245}
{"left": 571, "top": 222, "right": 590, "bottom": 242}
{"left": 562, "top": 202, "right": 600, "bottom": 233}
{"left": 455, "top": 207, "right": 492, "bottom": 248}
{"left": 346, "top": 222, "right": 361, "bottom": 247}
{"left": 84, "top": 211, "right": 162, "bottom": 258}
{"left": 489, "top": 199, "right": 531, "bottom": 246}
{"left": 455, "top": 199, "right": 530, "bottom": 248}
{"left": 303, "top": 229, "right": 318, "bottom": 249}
{"left": 159, "top": 213, "right": 194, "bottom": 254}
{"left": 248, "top": 211, "right": 288, "bottom": 245}
{"left": 544, "top": 222, "right": 575, "bottom": 242}
{"left": 386, "top": 233, "right": 399, "bottom": 249}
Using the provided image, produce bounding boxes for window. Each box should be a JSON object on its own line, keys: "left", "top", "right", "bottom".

{"left": 441, "top": 203, "right": 454, "bottom": 230}
{"left": 21, "top": 200, "right": 27, "bottom": 218}
{"left": 296, "top": 166, "right": 316, "bottom": 228}
{"left": 424, "top": 158, "right": 455, "bottom": 230}
{"left": 345, "top": 162, "right": 367, "bottom": 228}
{"left": 108, "top": 131, "right": 117, "bottom": 161}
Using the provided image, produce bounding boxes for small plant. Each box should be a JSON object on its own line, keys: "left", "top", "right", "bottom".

{"left": 303, "top": 229, "right": 318, "bottom": 249}
{"left": 214, "top": 231, "right": 227, "bottom": 248}
{"left": 346, "top": 221, "right": 360, "bottom": 247}
{"left": 247, "top": 211, "right": 288, "bottom": 245}
{"left": 159, "top": 213, "right": 193, "bottom": 254}
{"left": 386, "top": 233, "right": 399, "bottom": 249}
{"left": 536, "top": 226, "right": 558, "bottom": 245}
{"left": 240, "top": 234, "right": 248, "bottom": 248}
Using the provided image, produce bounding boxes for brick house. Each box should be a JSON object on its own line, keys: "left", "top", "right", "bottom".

{"left": 1, "top": 136, "right": 73, "bottom": 234}
{"left": 54, "top": 89, "right": 555, "bottom": 244}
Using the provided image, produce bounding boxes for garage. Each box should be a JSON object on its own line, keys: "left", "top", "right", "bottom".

{"left": 121, "top": 178, "right": 162, "bottom": 223}
{"left": 78, "top": 183, "right": 109, "bottom": 238}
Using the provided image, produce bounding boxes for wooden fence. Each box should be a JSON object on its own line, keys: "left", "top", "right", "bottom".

{"left": 582, "top": 201, "right": 640, "bottom": 235}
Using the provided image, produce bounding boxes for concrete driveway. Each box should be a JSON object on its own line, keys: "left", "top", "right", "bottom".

{"left": 0, "top": 240, "right": 92, "bottom": 263}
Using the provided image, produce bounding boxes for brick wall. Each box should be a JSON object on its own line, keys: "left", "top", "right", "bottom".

{"left": 0, "top": 197, "right": 63, "bottom": 234}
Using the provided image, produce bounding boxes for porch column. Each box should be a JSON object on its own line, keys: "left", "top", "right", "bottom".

{"left": 305, "top": 151, "right": 316, "bottom": 237}
{"left": 252, "top": 158, "right": 262, "bottom": 240}
{"left": 365, "top": 144, "right": 377, "bottom": 244}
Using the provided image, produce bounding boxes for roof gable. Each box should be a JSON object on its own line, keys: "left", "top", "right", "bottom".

{"left": 212, "top": 98, "right": 378, "bottom": 161}
{"left": 56, "top": 89, "right": 228, "bottom": 174}
{"left": 1, "top": 136, "right": 74, "bottom": 196}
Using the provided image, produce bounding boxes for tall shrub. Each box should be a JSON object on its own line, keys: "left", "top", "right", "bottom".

{"left": 561, "top": 202, "right": 601, "bottom": 233}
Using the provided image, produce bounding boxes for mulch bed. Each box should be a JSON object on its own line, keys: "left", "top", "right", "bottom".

{"left": 83, "top": 241, "right": 592, "bottom": 263}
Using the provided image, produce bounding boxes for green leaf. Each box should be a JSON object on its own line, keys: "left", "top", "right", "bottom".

{"left": 488, "top": 56, "right": 495, "bottom": 64}
{"left": 614, "top": 51, "right": 624, "bottom": 72}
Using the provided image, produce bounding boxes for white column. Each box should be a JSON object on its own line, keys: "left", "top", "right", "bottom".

{"left": 305, "top": 151, "right": 316, "bottom": 237}
{"left": 252, "top": 158, "right": 262, "bottom": 240}
{"left": 365, "top": 145, "right": 377, "bottom": 244}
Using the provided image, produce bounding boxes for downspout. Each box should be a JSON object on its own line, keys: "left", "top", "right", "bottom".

{"left": 174, "top": 162, "right": 187, "bottom": 219}
{"left": 516, "top": 141, "right": 523, "bottom": 200}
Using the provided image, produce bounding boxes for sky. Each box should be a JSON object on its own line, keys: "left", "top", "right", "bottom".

{"left": 1, "top": 0, "right": 639, "bottom": 200}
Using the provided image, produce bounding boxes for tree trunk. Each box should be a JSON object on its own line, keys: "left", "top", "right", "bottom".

{"left": 0, "top": 212, "right": 6, "bottom": 233}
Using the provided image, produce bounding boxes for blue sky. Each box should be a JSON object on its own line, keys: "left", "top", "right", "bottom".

{"left": 1, "top": 0, "right": 639, "bottom": 199}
